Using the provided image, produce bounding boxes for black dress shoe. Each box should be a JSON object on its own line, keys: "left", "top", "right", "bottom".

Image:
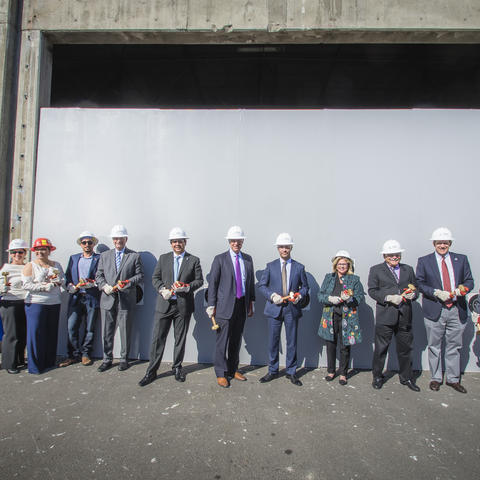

{"left": 372, "top": 377, "right": 384, "bottom": 389}
{"left": 97, "top": 362, "right": 112, "bottom": 373}
{"left": 118, "top": 361, "right": 129, "bottom": 371}
{"left": 338, "top": 377, "right": 348, "bottom": 386}
{"left": 259, "top": 373, "right": 278, "bottom": 383}
{"left": 7, "top": 368, "right": 20, "bottom": 374}
{"left": 173, "top": 367, "right": 186, "bottom": 382}
{"left": 286, "top": 374, "right": 302, "bottom": 386}
{"left": 138, "top": 372, "right": 156, "bottom": 387}
{"left": 400, "top": 379, "right": 420, "bottom": 392}
{"left": 325, "top": 374, "right": 335, "bottom": 382}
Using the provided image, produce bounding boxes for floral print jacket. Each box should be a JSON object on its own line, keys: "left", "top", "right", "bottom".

{"left": 317, "top": 273, "right": 365, "bottom": 346}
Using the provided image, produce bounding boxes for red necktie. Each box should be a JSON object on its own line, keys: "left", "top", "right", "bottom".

{"left": 441, "top": 257, "right": 453, "bottom": 308}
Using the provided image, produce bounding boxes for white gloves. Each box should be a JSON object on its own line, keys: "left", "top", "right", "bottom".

{"left": 173, "top": 285, "right": 190, "bottom": 293}
{"left": 403, "top": 291, "right": 415, "bottom": 301}
{"left": 206, "top": 306, "right": 215, "bottom": 318}
{"left": 0, "top": 284, "right": 9, "bottom": 294}
{"left": 386, "top": 294, "right": 403, "bottom": 306}
{"left": 292, "top": 294, "right": 302, "bottom": 305}
{"left": 328, "top": 296, "right": 342, "bottom": 305}
{"left": 103, "top": 284, "right": 114, "bottom": 295}
{"left": 271, "top": 293, "right": 283, "bottom": 305}
{"left": 453, "top": 288, "right": 462, "bottom": 297}
{"left": 68, "top": 284, "right": 78, "bottom": 294}
{"left": 160, "top": 288, "right": 172, "bottom": 300}
{"left": 44, "top": 282, "right": 54, "bottom": 292}
{"left": 340, "top": 291, "right": 351, "bottom": 302}
{"left": 434, "top": 289, "right": 451, "bottom": 302}
{"left": 84, "top": 281, "right": 96, "bottom": 289}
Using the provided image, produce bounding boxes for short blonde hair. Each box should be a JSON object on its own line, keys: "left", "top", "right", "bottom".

{"left": 332, "top": 256, "right": 354, "bottom": 274}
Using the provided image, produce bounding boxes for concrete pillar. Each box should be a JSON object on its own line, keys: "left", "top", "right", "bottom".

{"left": 9, "top": 29, "right": 52, "bottom": 247}
{"left": 0, "top": 0, "right": 20, "bottom": 257}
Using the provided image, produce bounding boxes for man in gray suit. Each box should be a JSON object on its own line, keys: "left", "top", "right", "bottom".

{"left": 95, "top": 224, "right": 144, "bottom": 372}
{"left": 138, "top": 227, "right": 203, "bottom": 387}
{"left": 207, "top": 226, "right": 255, "bottom": 388}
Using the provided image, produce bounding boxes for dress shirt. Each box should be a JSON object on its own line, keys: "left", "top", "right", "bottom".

{"left": 171, "top": 251, "right": 185, "bottom": 299}
{"left": 435, "top": 251, "right": 456, "bottom": 293}
{"left": 280, "top": 258, "right": 292, "bottom": 290}
{"left": 229, "top": 248, "right": 246, "bottom": 297}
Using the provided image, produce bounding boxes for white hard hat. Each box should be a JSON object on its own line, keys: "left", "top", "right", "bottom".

{"left": 275, "top": 232, "right": 294, "bottom": 246}
{"left": 110, "top": 224, "right": 128, "bottom": 238}
{"left": 76, "top": 231, "right": 98, "bottom": 246}
{"left": 6, "top": 239, "right": 28, "bottom": 252}
{"left": 169, "top": 227, "right": 188, "bottom": 240}
{"left": 331, "top": 250, "right": 352, "bottom": 263}
{"left": 225, "top": 225, "right": 246, "bottom": 240}
{"left": 381, "top": 239, "right": 405, "bottom": 255}
{"left": 430, "top": 227, "right": 454, "bottom": 242}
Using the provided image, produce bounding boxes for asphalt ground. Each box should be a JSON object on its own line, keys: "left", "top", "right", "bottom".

{"left": 1, "top": 361, "right": 479, "bottom": 480}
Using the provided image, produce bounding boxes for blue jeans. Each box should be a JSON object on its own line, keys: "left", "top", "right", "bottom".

{"left": 67, "top": 297, "right": 99, "bottom": 358}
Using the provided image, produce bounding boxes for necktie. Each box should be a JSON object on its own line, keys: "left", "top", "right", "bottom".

{"left": 235, "top": 254, "right": 242, "bottom": 299}
{"left": 389, "top": 266, "right": 399, "bottom": 283}
{"left": 174, "top": 256, "right": 180, "bottom": 283}
{"left": 282, "top": 261, "right": 288, "bottom": 296}
{"left": 115, "top": 251, "right": 121, "bottom": 272}
{"left": 441, "top": 257, "right": 453, "bottom": 308}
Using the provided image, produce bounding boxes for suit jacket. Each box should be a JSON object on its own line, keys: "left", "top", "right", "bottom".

{"left": 258, "top": 258, "right": 309, "bottom": 319}
{"left": 207, "top": 250, "right": 255, "bottom": 319}
{"left": 368, "top": 262, "right": 418, "bottom": 327}
{"left": 416, "top": 251, "right": 474, "bottom": 322}
{"left": 65, "top": 252, "right": 101, "bottom": 308}
{"left": 152, "top": 251, "right": 203, "bottom": 316}
{"left": 95, "top": 247, "right": 144, "bottom": 311}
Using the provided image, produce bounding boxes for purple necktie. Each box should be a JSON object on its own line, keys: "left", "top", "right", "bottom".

{"left": 235, "top": 254, "right": 242, "bottom": 298}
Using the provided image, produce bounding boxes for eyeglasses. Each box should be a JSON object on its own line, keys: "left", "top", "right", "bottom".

{"left": 81, "top": 240, "right": 93, "bottom": 245}
{"left": 10, "top": 250, "right": 25, "bottom": 255}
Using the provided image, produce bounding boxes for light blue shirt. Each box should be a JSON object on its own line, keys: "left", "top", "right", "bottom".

{"left": 78, "top": 256, "right": 93, "bottom": 280}
{"left": 229, "top": 248, "right": 246, "bottom": 297}
{"left": 171, "top": 252, "right": 185, "bottom": 300}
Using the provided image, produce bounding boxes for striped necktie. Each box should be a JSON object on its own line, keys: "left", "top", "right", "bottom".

{"left": 115, "top": 251, "right": 122, "bottom": 272}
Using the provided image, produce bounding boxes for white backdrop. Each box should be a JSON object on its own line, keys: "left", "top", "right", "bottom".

{"left": 34, "top": 108, "right": 480, "bottom": 371}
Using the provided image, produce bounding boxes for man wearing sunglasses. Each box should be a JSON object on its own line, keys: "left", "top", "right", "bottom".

{"left": 59, "top": 231, "right": 101, "bottom": 367}
{"left": 416, "top": 227, "right": 474, "bottom": 393}
{"left": 368, "top": 240, "right": 420, "bottom": 392}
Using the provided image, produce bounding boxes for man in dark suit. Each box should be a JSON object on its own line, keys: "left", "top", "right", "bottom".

{"left": 95, "top": 224, "right": 144, "bottom": 372}
{"left": 416, "top": 227, "right": 474, "bottom": 393}
{"left": 59, "top": 231, "right": 101, "bottom": 367}
{"left": 257, "top": 233, "right": 309, "bottom": 386}
{"left": 207, "top": 226, "right": 255, "bottom": 388}
{"left": 368, "top": 239, "right": 420, "bottom": 391}
{"left": 138, "top": 227, "right": 203, "bottom": 387}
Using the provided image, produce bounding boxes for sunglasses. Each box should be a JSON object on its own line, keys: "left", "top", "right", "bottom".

{"left": 81, "top": 240, "right": 94, "bottom": 245}
{"left": 11, "top": 250, "right": 25, "bottom": 255}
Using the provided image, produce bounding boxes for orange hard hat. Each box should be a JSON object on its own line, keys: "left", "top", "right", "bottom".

{"left": 31, "top": 237, "right": 56, "bottom": 251}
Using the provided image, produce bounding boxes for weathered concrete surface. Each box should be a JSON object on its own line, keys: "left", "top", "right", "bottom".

{"left": 21, "top": 0, "right": 480, "bottom": 32}
{"left": 0, "top": 362, "right": 479, "bottom": 480}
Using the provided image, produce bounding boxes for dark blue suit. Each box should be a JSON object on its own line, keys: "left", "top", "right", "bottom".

{"left": 65, "top": 253, "right": 101, "bottom": 358}
{"left": 258, "top": 259, "right": 309, "bottom": 375}
{"left": 416, "top": 251, "right": 474, "bottom": 383}
{"left": 208, "top": 250, "right": 255, "bottom": 377}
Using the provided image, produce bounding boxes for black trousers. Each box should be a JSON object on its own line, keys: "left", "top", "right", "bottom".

{"left": 146, "top": 303, "right": 191, "bottom": 375}
{"left": 372, "top": 319, "right": 413, "bottom": 382}
{"left": 326, "top": 313, "right": 351, "bottom": 376}
{"left": 214, "top": 298, "right": 246, "bottom": 378}
{"left": 0, "top": 300, "right": 26, "bottom": 370}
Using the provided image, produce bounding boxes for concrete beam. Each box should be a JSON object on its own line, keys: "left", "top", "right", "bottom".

{"left": 22, "top": 0, "right": 480, "bottom": 33}
{"left": 9, "top": 30, "right": 52, "bottom": 246}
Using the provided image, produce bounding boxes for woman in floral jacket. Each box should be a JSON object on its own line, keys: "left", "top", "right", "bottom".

{"left": 317, "top": 250, "right": 365, "bottom": 385}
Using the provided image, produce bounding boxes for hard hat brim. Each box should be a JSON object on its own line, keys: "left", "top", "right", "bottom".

{"left": 31, "top": 246, "right": 56, "bottom": 252}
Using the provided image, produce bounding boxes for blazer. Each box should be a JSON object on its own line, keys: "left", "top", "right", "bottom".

{"left": 416, "top": 251, "right": 474, "bottom": 322}
{"left": 317, "top": 273, "right": 365, "bottom": 345}
{"left": 258, "top": 258, "right": 309, "bottom": 320}
{"left": 152, "top": 251, "right": 203, "bottom": 316}
{"left": 65, "top": 252, "right": 101, "bottom": 308}
{"left": 367, "top": 262, "right": 418, "bottom": 327}
{"left": 95, "top": 247, "right": 144, "bottom": 311}
{"left": 207, "top": 250, "right": 255, "bottom": 319}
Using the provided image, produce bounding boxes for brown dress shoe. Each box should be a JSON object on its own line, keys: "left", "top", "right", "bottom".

{"left": 59, "top": 357, "right": 78, "bottom": 368}
{"left": 429, "top": 381, "right": 441, "bottom": 391}
{"left": 446, "top": 382, "right": 467, "bottom": 393}
{"left": 217, "top": 377, "right": 229, "bottom": 388}
{"left": 233, "top": 371, "right": 246, "bottom": 381}
{"left": 81, "top": 356, "right": 93, "bottom": 366}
